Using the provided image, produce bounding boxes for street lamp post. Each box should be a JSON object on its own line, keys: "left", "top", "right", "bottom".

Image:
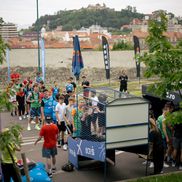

{"left": 36, "top": 0, "right": 41, "bottom": 72}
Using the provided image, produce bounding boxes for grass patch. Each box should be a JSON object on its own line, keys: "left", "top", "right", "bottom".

{"left": 129, "top": 172, "right": 182, "bottom": 182}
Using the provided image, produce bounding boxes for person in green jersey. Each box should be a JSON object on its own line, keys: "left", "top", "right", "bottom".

{"left": 27, "top": 83, "right": 41, "bottom": 131}
{"left": 157, "top": 106, "right": 170, "bottom": 168}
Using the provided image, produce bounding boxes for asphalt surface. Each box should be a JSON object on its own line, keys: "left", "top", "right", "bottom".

{"left": 0, "top": 112, "right": 179, "bottom": 182}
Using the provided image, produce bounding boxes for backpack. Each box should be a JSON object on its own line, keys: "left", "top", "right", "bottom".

{"left": 62, "top": 163, "right": 74, "bottom": 172}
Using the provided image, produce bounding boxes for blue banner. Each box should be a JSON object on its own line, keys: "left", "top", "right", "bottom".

{"left": 68, "top": 137, "right": 105, "bottom": 168}
{"left": 40, "top": 38, "right": 45, "bottom": 81}
{"left": 72, "top": 35, "right": 84, "bottom": 80}
{"left": 6, "top": 47, "right": 10, "bottom": 82}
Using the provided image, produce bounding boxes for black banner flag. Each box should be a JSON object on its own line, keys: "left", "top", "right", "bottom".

{"left": 102, "top": 36, "right": 110, "bottom": 79}
{"left": 133, "top": 35, "right": 140, "bottom": 78}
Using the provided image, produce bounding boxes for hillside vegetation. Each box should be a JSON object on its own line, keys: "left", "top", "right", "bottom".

{"left": 32, "top": 6, "right": 144, "bottom": 31}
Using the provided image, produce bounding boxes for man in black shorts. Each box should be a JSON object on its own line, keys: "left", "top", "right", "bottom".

{"left": 55, "top": 96, "right": 69, "bottom": 150}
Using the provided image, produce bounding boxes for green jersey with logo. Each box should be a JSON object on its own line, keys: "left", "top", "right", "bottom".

{"left": 30, "top": 92, "right": 40, "bottom": 108}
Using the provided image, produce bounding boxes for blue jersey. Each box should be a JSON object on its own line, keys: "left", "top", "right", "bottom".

{"left": 66, "top": 84, "right": 73, "bottom": 92}
{"left": 52, "top": 87, "right": 59, "bottom": 100}
{"left": 36, "top": 76, "right": 43, "bottom": 83}
{"left": 52, "top": 100, "right": 58, "bottom": 123}
{"left": 42, "top": 96, "right": 54, "bottom": 117}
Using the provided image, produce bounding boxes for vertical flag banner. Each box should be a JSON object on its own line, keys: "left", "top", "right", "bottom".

{"left": 72, "top": 35, "right": 84, "bottom": 80}
{"left": 102, "top": 36, "right": 110, "bottom": 80}
{"left": 133, "top": 36, "right": 140, "bottom": 78}
{"left": 6, "top": 47, "right": 10, "bottom": 82}
{"left": 40, "top": 38, "right": 45, "bottom": 81}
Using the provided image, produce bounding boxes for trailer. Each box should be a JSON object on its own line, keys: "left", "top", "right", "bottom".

{"left": 68, "top": 87, "right": 149, "bottom": 169}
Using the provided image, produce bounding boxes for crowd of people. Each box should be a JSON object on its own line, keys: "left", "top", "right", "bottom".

{"left": 147, "top": 102, "right": 182, "bottom": 174}
{"left": 5, "top": 72, "right": 107, "bottom": 177}
{"left": 4, "top": 71, "right": 182, "bottom": 178}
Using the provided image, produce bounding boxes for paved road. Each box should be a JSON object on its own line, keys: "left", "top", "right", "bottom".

{"left": 1, "top": 112, "right": 179, "bottom": 182}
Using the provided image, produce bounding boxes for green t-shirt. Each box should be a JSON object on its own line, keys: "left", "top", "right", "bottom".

{"left": 157, "top": 115, "right": 172, "bottom": 139}
{"left": 157, "top": 115, "right": 165, "bottom": 139}
{"left": 72, "top": 110, "right": 82, "bottom": 137}
{"left": 1, "top": 144, "right": 17, "bottom": 164}
{"left": 30, "top": 92, "right": 41, "bottom": 108}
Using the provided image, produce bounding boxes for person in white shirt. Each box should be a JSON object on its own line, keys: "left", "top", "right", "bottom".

{"left": 55, "top": 95, "right": 69, "bottom": 150}
{"left": 90, "top": 89, "right": 99, "bottom": 135}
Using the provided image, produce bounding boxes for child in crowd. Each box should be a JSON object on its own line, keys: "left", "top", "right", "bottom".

{"left": 97, "top": 94, "right": 107, "bottom": 137}
{"left": 16, "top": 87, "right": 26, "bottom": 120}
{"left": 7, "top": 82, "right": 17, "bottom": 116}
{"left": 55, "top": 95, "right": 69, "bottom": 150}
{"left": 71, "top": 100, "right": 84, "bottom": 138}
{"left": 52, "top": 81, "right": 60, "bottom": 100}
{"left": 81, "top": 75, "right": 90, "bottom": 98}
{"left": 52, "top": 94, "right": 59, "bottom": 124}
{"left": 70, "top": 77, "right": 76, "bottom": 92}
{"left": 25, "top": 81, "right": 33, "bottom": 117}
{"left": 27, "top": 83, "right": 41, "bottom": 131}
{"left": 90, "top": 89, "right": 98, "bottom": 135}
{"left": 148, "top": 111, "right": 164, "bottom": 174}
{"left": 35, "top": 72, "right": 43, "bottom": 83}
{"left": 65, "top": 78, "right": 74, "bottom": 93}
{"left": 80, "top": 104, "right": 92, "bottom": 139}
{"left": 34, "top": 116, "right": 59, "bottom": 177}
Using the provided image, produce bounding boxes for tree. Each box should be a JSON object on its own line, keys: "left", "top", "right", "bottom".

{"left": 140, "top": 12, "right": 182, "bottom": 125}
{"left": 0, "top": 18, "right": 23, "bottom": 181}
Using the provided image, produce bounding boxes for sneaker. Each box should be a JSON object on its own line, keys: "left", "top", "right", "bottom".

{"left": 57, "top": 144, "right": 61, "bottom": 148}
{"left": 35, "top": 124, "right": 40, "bottom": 130}
{"left": 92, "top": 131, "right": 96, "bottom": 135}
{"left": 179, "top": 165, "right": 182, "bottom": 170}
{"left": 31, "top": 120, "right": 36, "bottom": 124}
{"left": 164, "top": 162, "right": 169, "bottom": 168}
{"left": 19, "top": 116, "right": 22, "bottom": 121}
{"left": 23, "top": 115, "right": 26, "bottom": 119}
{"left": 26, "top": 114, "right": 29, "bottom": 118}
{"left": 52, "top": 167, "right": 56, "bottom": 173}
{"left": 63, "top": 144, "right": 68, "bottom": 151}
{"left": 149, "top": 162, "right": 154, "bottom": 168}
{"left": 142, "top": 161, "right": 147, "bottom": 165}
{"left": 172, "top": 160, "right": 176, "bottom": 167}
{"left": 57, "top": 140, "right": 61, "bottom": 148}
{"left": 27, "top": 125, "right": 31, "bottom": 131}
{"left": 47, "top": 172, "right": 52, "bottom": 178}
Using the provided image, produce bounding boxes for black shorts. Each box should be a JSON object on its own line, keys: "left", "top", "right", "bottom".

{"left": 57, "top": 121, "right": 66, "bottom": 132}
{"left": 91, "top": 113, "right": 98, "bottom": 123}
{"left": 98, "top": 113, "right": 106, "bottom": 127}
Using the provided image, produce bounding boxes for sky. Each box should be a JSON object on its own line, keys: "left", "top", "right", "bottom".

{"left": 1, "top": 0, "right": 182, "bottom": 29}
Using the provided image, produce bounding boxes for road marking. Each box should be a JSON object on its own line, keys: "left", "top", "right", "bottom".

{"left": 22, "top": 136, "right": 38, "bottom": 139}
{"left": 21, "top": 137, "right": 43, "bottom": 146}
